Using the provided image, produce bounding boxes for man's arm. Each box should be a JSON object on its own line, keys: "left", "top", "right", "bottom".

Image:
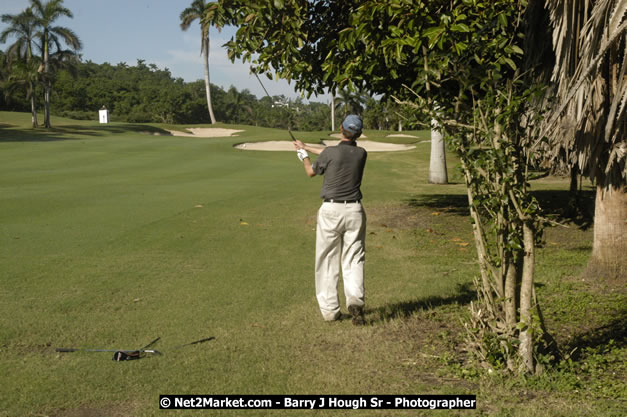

{"left": 294, "top": 140, "right": 324, "bottom": 155}
{"left": 302, "top": 157, "right": 316, "bottom": 177}
{"left": 294, "top": 141, "right": 318, "bottom": 177}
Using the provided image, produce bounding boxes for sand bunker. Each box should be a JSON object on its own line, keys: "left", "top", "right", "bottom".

{"left": 323, "top": 140, "right": 415, "bottom": 152}
{"left": 234, "top": 141, "right": 307, "bottom": 151}
{"left": 167, "top": 128, "right": 244, "bottom": 137}
{"left": 234, "top": 140, "right": 415, "bottom": 152}
{"left": 329, "top": 132, "right": 368, "bottom": 139}
{"left": 387, "top": 134, "right": 418, "bottom": 138}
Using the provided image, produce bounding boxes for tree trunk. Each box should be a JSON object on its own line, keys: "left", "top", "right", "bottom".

{"left": 504, "top": 255, "right": 519, "bottom": 328}
{"left": 519, "top": 221, "right": 536, "bottom": 374}
{"left": 26, "top": 49, "right": 38, "bottom": 128}
{"left": 30, "top": 91, "right": 38, "bottom": 128}
{"left": 331, "top": 94, "right": 335, "bottom": 131}
{"left": 43, "top": 31, "right": 51, "bottom": 129}
{"left": 203, "top": 35, "right": 217, "bottom": 124}
{"left": 569, "top": 164, "right": 579, "bottom": 194}
{"left": 591, "top": 184, "right": 627, "bottom": 275}
{"left": 44, "top": 85, "right": 51, "bottom": 128}
{"left": 429, "top": 119, "right": 448, "bottom": 184}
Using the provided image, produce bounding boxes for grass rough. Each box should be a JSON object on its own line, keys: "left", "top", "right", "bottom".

{"left": 0, "top": 112, "right": 624, "bottom": 416}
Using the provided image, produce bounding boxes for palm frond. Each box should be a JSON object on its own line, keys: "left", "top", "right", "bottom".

{"left": 50, "top": 26, "right": 82, "bottom": 50}
{"left": 540, "top": 0, "right": 626, "bottom": 186}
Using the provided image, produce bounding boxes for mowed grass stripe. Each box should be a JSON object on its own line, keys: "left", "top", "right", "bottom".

{"left": 0, "top": 116, "right": 482, "bottom": 416}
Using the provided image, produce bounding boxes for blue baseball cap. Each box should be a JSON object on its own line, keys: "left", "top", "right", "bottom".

{"left": 342, "top": 115, "right": 363, "bottom": 135}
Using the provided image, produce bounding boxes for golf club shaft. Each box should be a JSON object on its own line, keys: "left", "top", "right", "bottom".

{"left": 56, "top": 336, "right": 211, "bottom": 354}
{"left": 253, "top": 70, "right": 297, "bottom": 142}
{"left": 57, "top": 336, "right": 162, "bottom": 354}
{"left": 56, "top": 347, "right": 161, "bottom": 354}
{"left": 140, "top": 336, "right": 161, "bottom": 351}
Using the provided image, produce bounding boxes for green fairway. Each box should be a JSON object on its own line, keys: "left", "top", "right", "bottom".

{"left": 0, "top": 112, "right": 624, "bottom": 416}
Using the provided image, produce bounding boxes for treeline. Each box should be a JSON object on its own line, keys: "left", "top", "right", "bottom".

{"left": 1, "top": 0, "right": 415, "bottom": 131}
{"left": 0, "top": 58, "right": 325, "bottom": 129}
{"left": 1, "top": 55, "right": 411, "bottom": 131}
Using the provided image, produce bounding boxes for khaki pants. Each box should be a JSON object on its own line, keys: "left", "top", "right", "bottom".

{"left": 315, "top": 202, "right": 366, "bottom": 321}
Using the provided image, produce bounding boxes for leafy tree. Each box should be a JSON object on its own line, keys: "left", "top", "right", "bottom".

{"left": 0, "top": 50, "right": 5, "bottom": 83}
{"left": 2, "top": 54, "right": 337, "bottom": 130}
{"left": 224, "top": 85, "right": 256, "bottom": 124}
{"left": 362, "top": 98, "right": 385, "bottom": 131}
{"left": 220, "top": 0, "right": 449, "bottom": 180}
{"left": 30, "top": 0, "right": 82, "bottom": 128}
{"left": 180, "top": 0, "right": 227, "bottom": 124}
{"left": 1, "top": 8, "right": 40, "bottom": 127}
{"left": 4, "top": 57, "right": 42, "bottom": 121}
{"left": 297, "top": 101, "right": 331, "bottom": 131}
{"left": 334, "top": 88, "right": 367, "bottom": 118}
{"left": 221, "top": 0, "right": 559, "bottom": 374}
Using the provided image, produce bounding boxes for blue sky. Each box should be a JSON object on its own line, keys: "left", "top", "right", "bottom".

{"left": 1, "top": 0, "right": 332, "bottom": 103}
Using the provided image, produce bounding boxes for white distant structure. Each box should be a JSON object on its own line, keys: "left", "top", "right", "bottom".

{"left": 99, "top": 106, "right": 109, "bottom": 124}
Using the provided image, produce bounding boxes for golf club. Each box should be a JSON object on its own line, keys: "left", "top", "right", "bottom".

{"left": 252, "top": 69, "right": 298, "bottom": 142}
{"left": 56, "top": 337, "right": 163, "bottom": 361}
{"left": 55, "top": 336, "right": 215, "bottom": 361}
{"left": 170, "top": 336, "right": 215, "bottom": 350}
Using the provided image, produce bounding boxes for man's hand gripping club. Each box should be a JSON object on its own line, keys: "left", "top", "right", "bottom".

{"left": 296, "top": 148, "right": 309, "bottom": 161}
{"left": 293, "top": 140, "right": 319, "bottom": 178}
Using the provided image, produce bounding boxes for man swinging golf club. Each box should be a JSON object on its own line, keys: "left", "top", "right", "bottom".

{"left": 293, "top": 115, "right": 367, "bottom": 325}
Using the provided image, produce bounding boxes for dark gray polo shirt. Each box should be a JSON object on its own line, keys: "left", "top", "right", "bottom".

{"left": 312, "top": 141, "right": 367, "bottom": 200}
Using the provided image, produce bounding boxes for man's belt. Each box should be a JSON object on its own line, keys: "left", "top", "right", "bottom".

{"left": 324, "top": 199, "right": 361, "bottom": 204}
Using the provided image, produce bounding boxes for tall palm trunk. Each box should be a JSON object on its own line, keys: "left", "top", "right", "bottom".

{"left": 43, "top": 31, "right": 51, "bottom": 128}
{"left": 44, "top": 83, "right": 50, "bottom": 127}
{"left": 30, "top": 90, "right": 38, "bottom": 128}
{"left": 203, "top": 34, "right": 216, "bottom": 124}
{"left": 330, "top": 94, "right": 335, "bottom": 131}
{"left": 27, "top": 46, "right": 38, "bottom": 128}
{"left": 592, "top": 184, "right": 627, "bottom": 274}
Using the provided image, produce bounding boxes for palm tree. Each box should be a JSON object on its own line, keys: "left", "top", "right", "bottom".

{"left": 224, "top": 86, "right": 255, "bottom": 124}
{"left": 30, "top": 0, "right": 82, "bottom": 128}
{"left": 539, "top": 0, "right": 626, "bottom": 273}
{"left": 1, "top": 8, "right": 40, "bottom": 127}
{"left": 180, "top": 0, "right": 223, "bottom": 125}
{"left": 4, "top": 58, "right": 42, "bottom": 120}
{"left": 0, "top": 50, "right": 5, "bottom": 80}
{"left": 334, "top": 88, "right": 367, "bottom": 119}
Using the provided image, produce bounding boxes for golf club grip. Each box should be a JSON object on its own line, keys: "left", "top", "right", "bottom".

{"left": 56, "top": 348, "right": 78, "bottom": 352}
{"left": 141, "top": 336, "right": 161, "bottom": 350}
{"left": 189, "top": 337, "right": 215, "bottom": 345}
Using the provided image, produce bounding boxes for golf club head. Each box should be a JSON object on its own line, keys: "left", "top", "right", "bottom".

{"left": 112, "top": 350, "right": 143, "bottom": 361}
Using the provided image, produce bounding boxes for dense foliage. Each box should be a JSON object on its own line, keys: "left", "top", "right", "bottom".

{"left": 1, "top": 56, "right": 410, "bottom": 130}
{"left": 220, "top": 0, "right": 557, "bottom": 374}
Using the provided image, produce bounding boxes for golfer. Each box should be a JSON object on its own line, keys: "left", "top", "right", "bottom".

{"left": 293, "top": 115, "right": 367, "bottom": 325}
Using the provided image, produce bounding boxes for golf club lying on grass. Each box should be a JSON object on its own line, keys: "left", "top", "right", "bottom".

{"left": 253, "top": 69, "right": 298, "bottom": 142}
{"left": 55, "top": 336, "right": 215, "bottom": 361}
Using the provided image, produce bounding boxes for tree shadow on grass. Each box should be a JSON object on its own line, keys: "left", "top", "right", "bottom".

{"left": 406, "top": 194, "right": 470, "bottom": 216}
{"left": 0, "top": 124, "right": 171, "bottom": 142}
{"left": 564, "top": 305, "right": 627, "bottom": 359}
{"left": 368, "top": 282, "right": 476, "bottom": 324}
{"left": 406, "top": 189, "right": 595, "bottom": 230}
{"left": 532, "top": 189, "right": 595, "bottom": 230}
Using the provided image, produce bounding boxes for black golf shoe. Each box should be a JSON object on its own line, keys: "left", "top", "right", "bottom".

{"left": 348, "top": 304, "right": 365, "bottom": 326}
